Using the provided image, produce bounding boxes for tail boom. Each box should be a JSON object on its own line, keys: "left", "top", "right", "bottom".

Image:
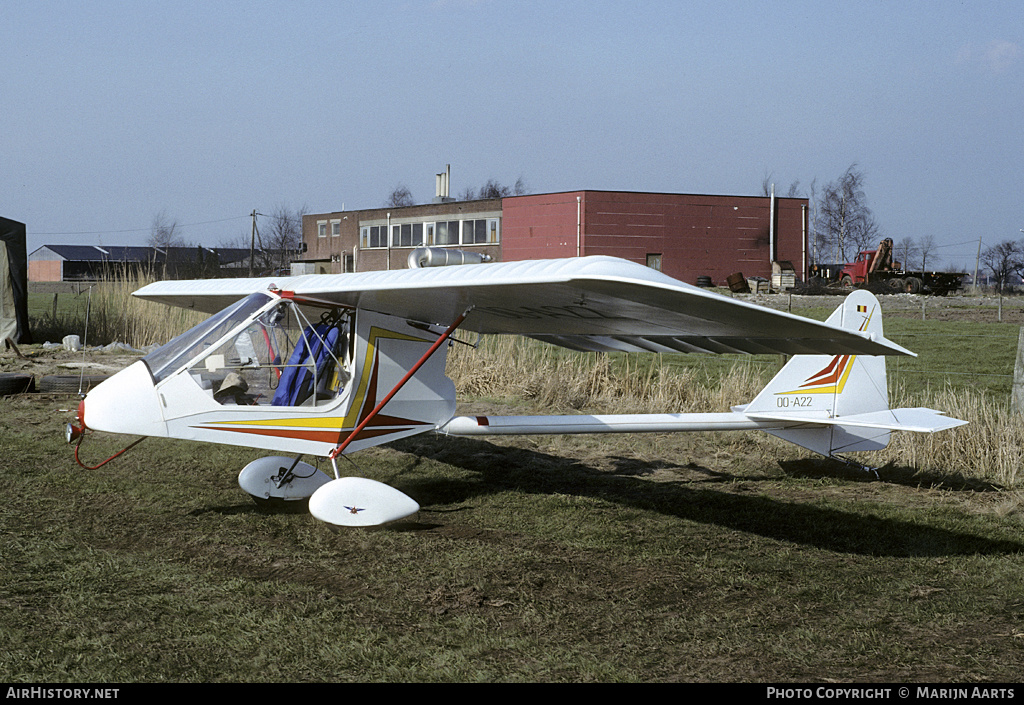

{"left": 441, "top": 412, "right": 772, "bottom": 436}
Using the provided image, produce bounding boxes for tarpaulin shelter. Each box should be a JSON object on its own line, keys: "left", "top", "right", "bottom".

{"left": 1, "top": 217, "right": 31, "bottom": 344}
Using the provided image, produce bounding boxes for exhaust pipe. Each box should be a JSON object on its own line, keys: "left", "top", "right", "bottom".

{"left": 407, "top": 247, "right": 491, "bottom": 269}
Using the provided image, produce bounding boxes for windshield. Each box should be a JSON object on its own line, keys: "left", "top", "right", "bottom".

{"left": 142, "top": 293, "right": 274, "bottom": 383}
{"left": 188, "top": 302, "right": 351, "bottom": 407}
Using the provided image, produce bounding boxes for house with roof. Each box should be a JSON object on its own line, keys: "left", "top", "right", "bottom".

{"left": 28, "top": 245, "right": 251, "bottom": 282}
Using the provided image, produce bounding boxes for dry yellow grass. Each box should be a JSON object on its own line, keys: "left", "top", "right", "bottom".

{"left": 882, "top": 385, "right": 1022, "bottom": 488}
{"left": 447, "top": 334, "right": 769, "bottom": 414}
{"left": 83, "top": 270, "right": 207, "bottom": 348}
{"left": 447, "top": 335, "right": 1021, "bottom": 489}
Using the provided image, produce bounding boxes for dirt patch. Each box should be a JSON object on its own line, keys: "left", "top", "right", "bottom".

{"left": 0, "top": 345, "right": 144, "bottom": 381}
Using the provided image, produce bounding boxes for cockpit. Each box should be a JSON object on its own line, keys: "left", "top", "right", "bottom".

{"left": 140, "top": 292, "right": 352, "bottom": 408}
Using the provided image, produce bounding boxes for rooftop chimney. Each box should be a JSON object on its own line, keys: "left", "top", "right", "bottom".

{"left": 434, "top": 164, "right": 455, "bottom": 203}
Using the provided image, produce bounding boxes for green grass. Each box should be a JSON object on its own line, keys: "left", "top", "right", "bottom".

{"left": 27, "top": 290, "right": 95, "bottom": 344}
{"left": 885, "top": 319, "right": 1018, "bottom": 397}
{"left": 1, "top": 393, "right": 1023, "bottom": 682}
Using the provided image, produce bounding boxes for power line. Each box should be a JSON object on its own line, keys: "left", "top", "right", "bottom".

{"left": 933, "top": 239, "right": 983, "bottom": 250}
{"left": 28, "top": 215, "right": 250, "bottom": 236}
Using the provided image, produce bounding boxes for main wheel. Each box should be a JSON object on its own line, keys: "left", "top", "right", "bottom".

{"left": 238, "top": 456, "right": 332, "bottom": 508}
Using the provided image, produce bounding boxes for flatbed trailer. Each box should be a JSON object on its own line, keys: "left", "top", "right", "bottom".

{"left": 833, "top": 240, "right": 965, "bottom": 295}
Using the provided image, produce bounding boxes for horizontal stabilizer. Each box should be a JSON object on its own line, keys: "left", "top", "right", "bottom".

{"left": 744, "top": 407, "right": 968, "bottom": 434}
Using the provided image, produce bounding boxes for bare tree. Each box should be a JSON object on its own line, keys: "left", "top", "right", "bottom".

{"left": 384, "top": 185, "right": 414, "bottom": 208}
{"left": 981, "top": 240, "right": 1023, "bottom": 292}
{"left": 388, "top": 176, "right": 529, "bottom": 204}
{"left": 250, "top": 204, "right": 307, "bottom": 275}
{"left": 918, "top": 235, "right": 938, "bottom": 271}
{"left": 476, "top": 177, "right": 529, "bottom": 199}
{"left": 148, "top": 210, "right": 182, "bottom": 249}
{"left": 807, "top": 178, "right": 820, "bottom": 263}
{"left": 894, "top": 237, "right": 919, "bottom": 270}
{"left": 759, "top": 171, "right": 801, "bottom": 198}
{"left": 479, "top": 178, "right": 510, "bottom": 199}
{"left": 815, "top": 164, "right": 881, "bottom": 263}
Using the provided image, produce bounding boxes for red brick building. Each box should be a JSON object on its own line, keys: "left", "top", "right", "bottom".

{"left": 302, "top": 189, "right": 809, "bottom": 287}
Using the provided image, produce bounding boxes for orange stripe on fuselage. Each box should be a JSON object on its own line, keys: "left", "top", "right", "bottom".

{"left": 775, "top": 354, "right": 857, "bottom": 396}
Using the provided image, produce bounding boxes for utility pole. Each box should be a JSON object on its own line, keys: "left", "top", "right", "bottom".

{"left": 249, "top": 210, "right": 258, "bottom": 277}
{"left": 973, "top": 238, "right": 981, "bottom": 293}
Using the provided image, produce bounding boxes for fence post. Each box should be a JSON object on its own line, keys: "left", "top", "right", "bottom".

{"left": 1013, "top": 326, "right": 1024, "bottom": 413}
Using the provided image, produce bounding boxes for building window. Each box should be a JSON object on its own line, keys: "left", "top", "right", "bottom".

{"left": 391, "top": 223, "right": 424, "bottom": 248}
{"left": 461, "top": 218, "right": 499, "bottom": 245}
{"left": 646, "top": 253, "right": 663, "bottom": 271}
{"left": 317, "top": 221, "right": 327, "bottom": 238}
{"left": 462, "top": 219, "right": 485, "bottom": 244}
{"left": 433, "top": 220, "right": 460, "bottom": 245}
{"left": 360, "top": 225, "right": 387, "bottom": 248}
{"left": 360, "top": 216, "right": 499, "bottom": 248}
{"left": 331, "top": 220, "right": 341, "bottom": 237}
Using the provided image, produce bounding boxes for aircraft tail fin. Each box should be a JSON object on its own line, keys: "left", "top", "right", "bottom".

{"left": 740, "top": 290, "right": 965, "bottom": 458}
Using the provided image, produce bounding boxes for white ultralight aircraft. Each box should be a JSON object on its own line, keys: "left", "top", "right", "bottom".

{"left": 67, "top": 253, "right": 966, "bottom": 527}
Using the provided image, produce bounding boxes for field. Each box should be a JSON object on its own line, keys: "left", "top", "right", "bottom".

{"left": 1, "top": 286, "right": 1023, "bottom": 682}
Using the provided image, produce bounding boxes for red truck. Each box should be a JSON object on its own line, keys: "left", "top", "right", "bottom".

{"left": 831, "top": 239, "right": 964, "bottom": 295}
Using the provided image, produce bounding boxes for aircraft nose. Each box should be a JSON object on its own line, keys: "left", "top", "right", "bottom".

{"left": 79, "top": 360, "right": 167, "bottom": 437}
{"left": 66, "top": 397, "right": 87, "bottom": 443}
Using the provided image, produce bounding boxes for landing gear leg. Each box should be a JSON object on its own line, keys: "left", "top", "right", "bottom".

{"left": 834, "top": 455, "right": 880, "bottom": 479}
{"left": 238, "top": 455, "right": 332, "bottom": 506}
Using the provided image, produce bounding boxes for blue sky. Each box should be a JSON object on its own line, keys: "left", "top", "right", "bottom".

{"left": 2, "top": 0, "right": 1021, "bottom": 269}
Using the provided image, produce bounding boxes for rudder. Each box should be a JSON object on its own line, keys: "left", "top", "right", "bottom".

{"left": 742, "top": 290, "right": 893, "bottom": 456}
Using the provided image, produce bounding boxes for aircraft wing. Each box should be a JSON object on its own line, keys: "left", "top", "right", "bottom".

{"left": 132, "top": 256, "right": 913, "bottom": 356}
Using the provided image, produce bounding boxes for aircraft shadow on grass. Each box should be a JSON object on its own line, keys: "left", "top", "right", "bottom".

{"left": 379, "top": 434, "right": 1024, "bottom": 559}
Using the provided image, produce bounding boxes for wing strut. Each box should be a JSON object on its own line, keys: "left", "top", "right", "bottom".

{"left": 327, "top": 309, "right": 470, "bottom": 472}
